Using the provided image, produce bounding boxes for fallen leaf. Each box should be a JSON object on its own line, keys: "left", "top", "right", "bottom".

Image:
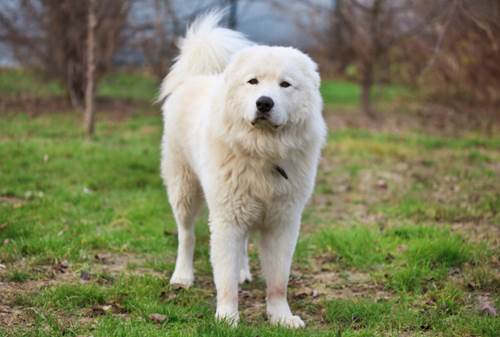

{"left": 80, "top": 270, "right": 91, "bottom": 281}
{"left": 385, "top": 253, "right": 395, "bottom": 262}
{"left": 376, "top": 179, "right": 388, "bottom": 189}
{"left": 94, "top": 253, "right": 112, "bottom": 264}
{"left": 53, "top": 260, "right": 69, "bottom": 273}
{"left": 170, "top": 283, "right": 189, "bottom": 290}
{"left": 478, "top": 295, "right": 497, "bottom": 317}
{"left": 425, "top": 299, "right": 435, "bottom": 306}
{"left": 480, "top": 303, "right": 497, "bottom": 316}
{"left": 420, "top": 323, "right": 431, "bottom": 331}
{"left": 159, "top": 290, "right": 177, "bottom": 301}
{"left": 110, "top": 302, "right": 127, "bottom": 314}
{"left": 149, "top": 313, "right": 167, "bottom": 323}
{"left": 89, "top": 304, "right": 115, "bottom": 317}
{"left": 294, "top": 287, "right": 312, "bottom": 299}
{"left": 102, "top": 305, "right": 112, "bottom": 312}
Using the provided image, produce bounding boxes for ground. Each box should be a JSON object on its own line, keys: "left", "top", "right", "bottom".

{"left": 0, "top": 70, "right": 499, "bottom": 336}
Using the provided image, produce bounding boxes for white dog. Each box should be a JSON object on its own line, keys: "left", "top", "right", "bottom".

{"left": 159, "top": 11, "right": 326, "bottom": 328}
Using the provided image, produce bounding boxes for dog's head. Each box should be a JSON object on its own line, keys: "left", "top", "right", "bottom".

{"left": 222, "top": 46, "right": 322, "bottom": 131}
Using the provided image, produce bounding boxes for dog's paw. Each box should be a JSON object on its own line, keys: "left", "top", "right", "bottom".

{"left": 239, "top": 268, "right": 253, "bottom": 284}
{"left": 215, "top": 310, "right": 239, "bottom": 327}
{"left": 169, "top": 271, "right": 194, "bottom": 288}
{"left": 270, "top": 315, "right": 305, "bottom": 329}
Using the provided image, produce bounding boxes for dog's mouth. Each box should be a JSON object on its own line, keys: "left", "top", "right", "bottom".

{"left": 250, "top": 117, "right": 281, "bottom": 129}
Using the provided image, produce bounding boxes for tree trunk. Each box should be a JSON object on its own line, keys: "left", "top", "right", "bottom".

{"left": 84, "top": 0, "right": 97, "bottom": 137}
{"left": 227, "top": 0, "right": 238, "bottom": 29}
{"left": 361, "top": 60, "right": 375, "bottom": 119}
{"left": 68, "top": 64, "right": 85, "bottom": 112}
{"left": 332, "top": 0, "right": 347, "bottom": 72}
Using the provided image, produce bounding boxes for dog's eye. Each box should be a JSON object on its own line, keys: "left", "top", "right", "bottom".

{"left": 280, "top": 81, "right": 291, "bottom": 88}
{"left": 248, "top": 78, "right": 258, "bottom": 85}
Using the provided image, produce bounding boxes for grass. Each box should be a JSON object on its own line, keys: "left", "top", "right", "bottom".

{"left": 325, "top": 289, "right": 500, "bottom": 337}
{"left": 316, "top": 226, "right": 385, "bottom": 268}
{"left": 302, "top": 224, "right": 478, "bottom": 293}
{"left": 320, "top": 80, "right": 411, "bottom": 106}
{"left": 99, "top": 71, "right": 158, "bottom": 102}
{"left": 0, "top": 68, "right": 158, "bottom": 102}
{"left": 1, "top": 71, "right": 499, "bottom": 336}
{"left": 0, "top": 68, "right": 63, "bottom": 97}
{"left": 325, "top": 298, "right": 391, "bottom": 329}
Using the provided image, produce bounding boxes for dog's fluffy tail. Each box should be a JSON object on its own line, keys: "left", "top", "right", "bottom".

{"left": 158, "top": 10, "right": 252, "bottom": 101}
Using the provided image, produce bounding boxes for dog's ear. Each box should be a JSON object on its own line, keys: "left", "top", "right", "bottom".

{"left": 304, "top": 55, "right": 321, "bottom": 90}
{"left": 223, "top": 50, "right": 248, "bottom": 84}
{"left": 286, "top": 47, "right": 320, "bottom": 90}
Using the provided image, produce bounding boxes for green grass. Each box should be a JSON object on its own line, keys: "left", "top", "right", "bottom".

{"left": 301, "top": 224, "right": 478, "bottom": 293}
{"left": 0, "top": 68, "right": 63, "bottom": 97}
{"left": 324, "top": 291, "right": 500, "bottom": 337}
{"left": 316, "top": 226, "right": 385, "bottom": 268}
{"left": 3, "top": 270, "right": 31, "bottom": 282}
{"left": 0, "top": 68, "right": 158, "bottom": 102}
{"left": 1, "top": 71, "right": 500, "bottom": 336}
{"left": 0, "top": 114, "right": 173, "bottom": 263}
{"left": 320, "top": 80, "right": 411, "bottom": 106}
{"left": 325, "top": 298, "right": 391, "bottom": 329}
{"left": 320, "top": 80, "right": 361, "bottom": 105}
{"left": 99, "top": 71, "right": 159, "bottom": 102}
{"left": 385, "top": 226, "right": 475, "bottom": 292}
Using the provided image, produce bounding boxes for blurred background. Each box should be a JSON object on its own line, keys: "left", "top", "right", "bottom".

{"left": 1, "top": 1, "right": 499, "bottom": 336}
{"left": 1, "top": 0, "right": 499, "bottom": 134}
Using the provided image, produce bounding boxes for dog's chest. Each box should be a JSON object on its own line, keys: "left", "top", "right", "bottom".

{"left": 217, "top": 159, "right": 299, "bottom": 227}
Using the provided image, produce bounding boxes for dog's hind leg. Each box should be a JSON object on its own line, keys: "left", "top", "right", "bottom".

{"left": 239, "top": 236, "right": 252, "bottom": 284}
{"left": 164, "top": 162, "right": 203, "bottom": 288}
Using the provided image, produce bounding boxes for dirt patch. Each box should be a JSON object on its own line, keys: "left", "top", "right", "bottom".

{"left": 0, "top": 278, "right": 70, "bottom": 328}
{"left": 230, "top": 254, "right": 393, "bottom": 325}
{"left": 90, "top": 252, "right": 165, "bottom": 278}
{"left": 452, "top": 222, "right": 500, "bottom": 248}
{"left": 290, "top": 254, "right": 392, "bottom": 304}
{"left": 0, "top": 252, "right": 163, "bottom": 329}
{"left": 325, "top": 102, "right": 500, "bottom": 137}
{"left": 0, "top": 196, "right": 25, "bottom": 208}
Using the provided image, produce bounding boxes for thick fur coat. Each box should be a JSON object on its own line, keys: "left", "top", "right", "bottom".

{"left": 160, "top": 11, "right": 327, "bottom": 328}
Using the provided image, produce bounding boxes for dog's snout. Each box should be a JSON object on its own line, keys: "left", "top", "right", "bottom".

{"left": 256, "top": 96, "right": 274, "bottom": 114}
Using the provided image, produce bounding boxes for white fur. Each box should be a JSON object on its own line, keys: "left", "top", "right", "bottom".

{"left": 160, "top": 11, "right": 326, "bottom": 328}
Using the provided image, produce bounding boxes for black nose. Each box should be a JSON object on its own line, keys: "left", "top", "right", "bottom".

{"left": 256, "top": 96, "right": 274, "bottom": 114}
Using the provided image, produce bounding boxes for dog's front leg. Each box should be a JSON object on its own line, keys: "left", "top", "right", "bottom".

{"left": 258, "top": 216, "right": 305, "bottom": 328}
{"left": 210, "top": 222, "right": 244, "bottom": 326}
